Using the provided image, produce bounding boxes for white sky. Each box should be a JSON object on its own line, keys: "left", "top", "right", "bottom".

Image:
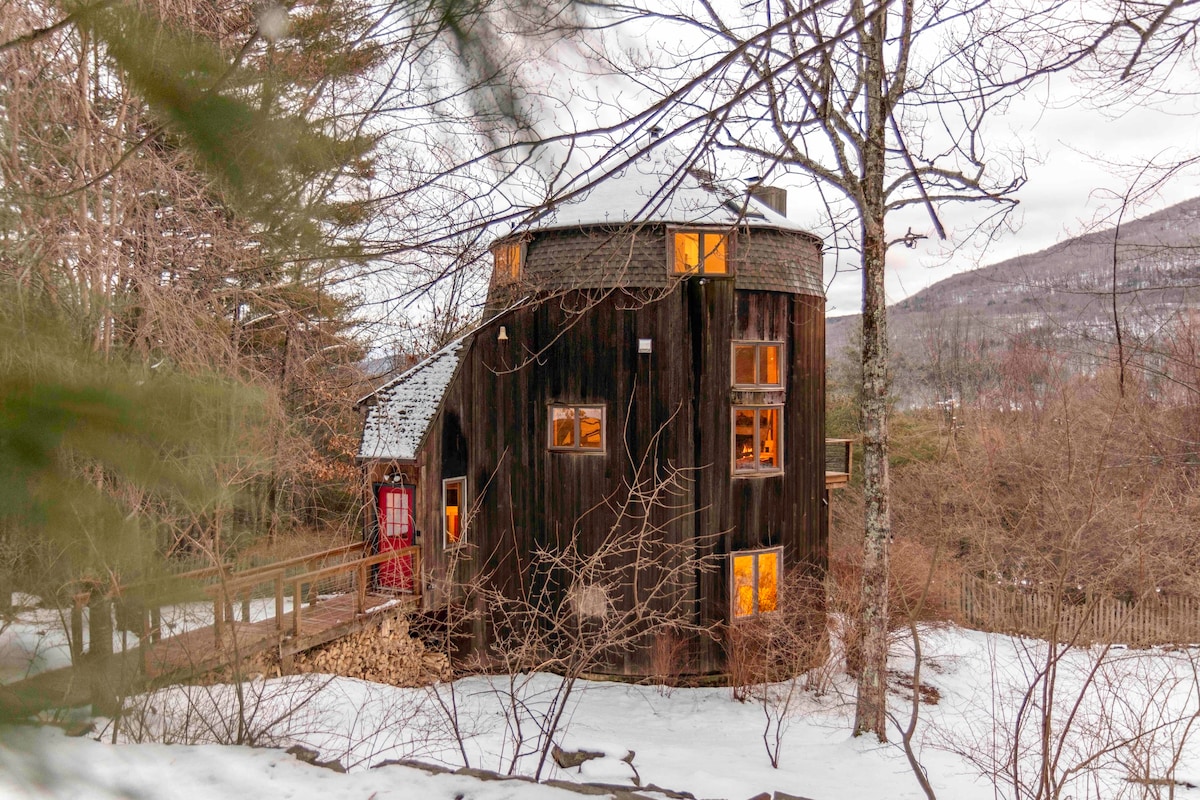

{"left": 362, "top": 3, "right": 1200, "bottom": 347}
{"left": 815, "top": 69, "right": 1200, "bottom": 317}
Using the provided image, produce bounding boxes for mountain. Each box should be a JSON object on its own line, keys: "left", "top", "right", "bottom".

{"left": 827, "top": 196, "right": 1200, "bottom": 404}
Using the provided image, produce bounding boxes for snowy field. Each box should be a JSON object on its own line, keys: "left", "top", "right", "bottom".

{"left": 4, "top": 599, "right": 1200, "bottom": 800}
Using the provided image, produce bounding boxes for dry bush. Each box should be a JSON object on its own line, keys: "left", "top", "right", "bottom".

{"left": 648, "top": 628, "right": 693, "bottom": 693}
{"left": 726, "top": 572, "right": 830, "bottom": 698}
{"left": 835, "top": 354, "right": 1200, "bottom": 650}
{"left": 830, "top": 490, "right": 959, "bottom": 677}
{"left": 723, "top": 572, "right": 832, "bottom": 769}
{"left": 945, "top": 367, "right": 1200, "bottom": 597}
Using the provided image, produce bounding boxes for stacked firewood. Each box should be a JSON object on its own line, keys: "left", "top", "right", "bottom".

{"left": 290, "top": 615, "right": 450, "bottom": 686}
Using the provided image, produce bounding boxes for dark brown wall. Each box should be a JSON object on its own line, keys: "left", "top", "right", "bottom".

{"left": 411, "top": 278, "right": 825, "bottom": 676}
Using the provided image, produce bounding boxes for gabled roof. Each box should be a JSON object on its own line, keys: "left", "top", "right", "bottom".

{"left": 524, "top": 155, "right": 807, "bottom": 234}
{"left": 358, "top": 338, "right": 466, "bottom": 462}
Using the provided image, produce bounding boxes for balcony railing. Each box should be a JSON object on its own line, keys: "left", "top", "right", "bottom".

{"left": 825, "top": 438, "right": 853, "bottom": 489}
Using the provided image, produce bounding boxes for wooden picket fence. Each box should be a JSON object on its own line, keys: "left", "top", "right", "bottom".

{"left": 959, "top": 574, "right": 1200, "bottom": 646}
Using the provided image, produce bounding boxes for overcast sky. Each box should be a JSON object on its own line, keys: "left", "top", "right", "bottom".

{"left": 809, "top": 70, "right": 1200, "bottom": 317}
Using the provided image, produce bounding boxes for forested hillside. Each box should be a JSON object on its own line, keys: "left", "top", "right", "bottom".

{"left": 828, "top": 196, "right": 1200, "bottom": 407}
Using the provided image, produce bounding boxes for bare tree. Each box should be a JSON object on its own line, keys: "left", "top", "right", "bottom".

{"left": 421, "top": 422, "right": 718, "bottom": 780}
{"left": 601, "top": 0, "right": 1031, "bottom": 739}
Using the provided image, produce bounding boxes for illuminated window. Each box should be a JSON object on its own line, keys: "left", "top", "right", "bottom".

{"left": 733, "top": 342, "right": 783, "bottom": 388}
{"left": 443, "top": 477, "right": 465, "bottom": 546}
{"left": 549, "top": 405, "right": 605, "bottom": 452}
{"left": 493, "top": 241, "right": 523, "bottom": 283}
{"left": 733, "top": 405, "right": 782, "bottom": 474}
{"left": 732, "top": 548, "right": 781, "bottom": 618}
{"left": 672, "top": 230, "right": 728, "bottom": 275}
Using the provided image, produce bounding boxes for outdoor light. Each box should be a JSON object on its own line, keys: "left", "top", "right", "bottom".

{"left": 638, "top": 338, "right": 653, "bottom": 354}
{"left": 498, "top": 326, "right": 509, "bottom": 341}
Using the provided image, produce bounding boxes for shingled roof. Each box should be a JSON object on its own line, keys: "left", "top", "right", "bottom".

{"left": 358, "top": 338, "right": 466, "bottom": 462}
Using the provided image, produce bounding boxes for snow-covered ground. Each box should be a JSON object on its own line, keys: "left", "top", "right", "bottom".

{"left": 0, "top": 594, "right": 301, "bottom": 686}
{"left": 4, "top": 598, "right": 1200, "bottom": 800}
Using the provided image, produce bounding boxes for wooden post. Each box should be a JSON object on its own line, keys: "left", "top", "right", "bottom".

{"left": 292, "top": 581, "right": 302, "bottom": 636}
{"left": 87, "top": 592, "right": 117, "bottom": 716}
{"left": 241, "top": 594, "right": 251, "bottom": 623}
{"left": 275, "top": 576, "right": 284, "bottom": 632}
{"left": 87, "top": 593, "right": 114, "bottom": 658}
{"left": 70, "top": 592, "right": 88, "bottom": 664}
{"left": 414, "top": 548, "right": 422, "bottom": 602}
{"left": 150, "top": 607, "right": 161, "bottom": 643}
{"left": 356, "top": 563, "right": 366, "bottom": 615}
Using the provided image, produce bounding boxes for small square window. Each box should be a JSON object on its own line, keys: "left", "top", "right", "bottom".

{"left": 732, "top": 342, "right": 783, "bottom": 388}
{"left": 493, "top": 241, "right": 523, "bottom": 283}
{"left": 549, "top": 405, "right": 605, "bottom": 452}
{"left": 443, "top": 477, "right": 465, "bottom": 546}
{"left": 733, "top": 405, "right": 782, "bottom": 474}
{"left": 672, "top": 231, "right": 729, "bottom": 275}
{"left": 732, "top": 548, "right": 781, "bottom": 618}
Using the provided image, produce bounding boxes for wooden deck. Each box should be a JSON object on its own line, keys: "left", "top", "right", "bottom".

{"left": 143, "top": 591, "right": 415, "bottom": 679}
{"left": 0, "top": 544, "right": 422, "bottom": 717}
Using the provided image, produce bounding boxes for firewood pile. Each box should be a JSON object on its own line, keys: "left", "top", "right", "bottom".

{"left": 290, "top": 615, "right": 450, "bottom": 686}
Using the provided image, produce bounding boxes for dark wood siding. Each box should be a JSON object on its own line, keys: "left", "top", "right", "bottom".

{"left": 384, "top": 227, "right": 825, "bottom": 678}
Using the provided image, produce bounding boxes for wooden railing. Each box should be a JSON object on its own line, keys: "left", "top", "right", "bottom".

{"left": 207, "top": 545, "right": 421, "bottom": 641}
{"left": 960, "top": 574, "right": 1200, "bottom": 646}
{"left": 825, "top": 438, "right": 853, "bottom": 489}
{"left": 67, "top": 542, "right": 422, "bottom": 664}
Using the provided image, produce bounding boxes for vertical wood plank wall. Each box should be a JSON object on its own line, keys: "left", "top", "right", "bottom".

{"left": 373, "top": 229, "right": 826, "bottom": 677}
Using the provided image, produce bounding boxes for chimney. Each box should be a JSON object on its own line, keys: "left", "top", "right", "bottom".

{"left": 749, "top": 184, "right": 787, "bottom": 216}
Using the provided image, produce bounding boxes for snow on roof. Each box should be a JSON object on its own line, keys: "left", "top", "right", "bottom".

{"left": 524, "top": 153, "right": 807, "bottom": 234}
{"left": 358, "top": 338, "right": 466, "bottom": 462}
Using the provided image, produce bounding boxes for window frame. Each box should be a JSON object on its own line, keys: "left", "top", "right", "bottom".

{"left": 731, "top": 404, "right": 784, "bottom": 476}
{"left": 669, "top": 228, "right": 733, "bottom": 276}
{"left": 547, "top": 404, "right": 607, "bottom": 454}
{"left": 442, "top": 476, "right": 466, "bottom": 548}
{"left": 492, "top": 239, "right": 525, "bottom": 284}
{"left": 731, "top": 340, "right": 785, "bottom": 389}
{"left": 730, "top": 547, "right": 783, "bottom": 620}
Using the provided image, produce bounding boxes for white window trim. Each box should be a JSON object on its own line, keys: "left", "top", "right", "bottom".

{"left": 732, "top": 404, "right": 784, "bottom": 476}
{"left": 731, "top": 340, "right": 786, "bottom": 389}
{"left": 730, "top": 546, "right": 783, "bottom": 619}
{"left": 442, "top": 476, "right": 467, "bottom": 548}
{"left": 547, "top": 404, "right": 607, "bottom": 454}
{"left": 668, "top": 228, "right": 733, "bottom": 276}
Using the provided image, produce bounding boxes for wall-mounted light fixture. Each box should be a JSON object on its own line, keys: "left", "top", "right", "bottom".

{"left": 498, "top": 326, "right": 509, "bottom": 342}
{"left": 638, "top": 338, "right": 653, "bottom": 354}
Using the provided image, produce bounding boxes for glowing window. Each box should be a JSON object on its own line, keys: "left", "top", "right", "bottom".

{"left": 732, "top": 549, "right": 781, "bottom": 618}
{"left": 443, "top": 477, "right": 465, "bottom": 546}
{"left": 672, "top": 231, "right": 728, "bottom": 275}
{"left": 549, "top": 406, "right": 605, "bottom": 452}
{"left": 493, "top": 241, "right": 523, "bottom": 283}
{"left": 732, "top": 342, "right": 783, "bottom": 388}
{"left": 733, "top": 405, "right": 782, "bottom": 474}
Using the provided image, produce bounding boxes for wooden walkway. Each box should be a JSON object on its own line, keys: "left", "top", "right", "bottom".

{"left": 0, "top": 543, "right": 421, "bottom": 716}
{"left": 143, "top": 591, "right": 415, "bottom": 679}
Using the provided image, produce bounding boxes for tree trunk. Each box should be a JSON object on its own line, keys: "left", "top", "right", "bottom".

{"left": 853, "top": 3, "right": 892, "bottom": 743}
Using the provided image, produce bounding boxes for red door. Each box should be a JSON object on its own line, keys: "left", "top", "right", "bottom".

{"left": 377, "top": 484, "right": 415, "bottom": 591}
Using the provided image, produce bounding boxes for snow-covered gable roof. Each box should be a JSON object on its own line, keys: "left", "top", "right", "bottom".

{"left": 525, "top": 155, "right": 807, "bottom": 234}
{"left": 358, "top": 338, "right": 466, "bottom": 462}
